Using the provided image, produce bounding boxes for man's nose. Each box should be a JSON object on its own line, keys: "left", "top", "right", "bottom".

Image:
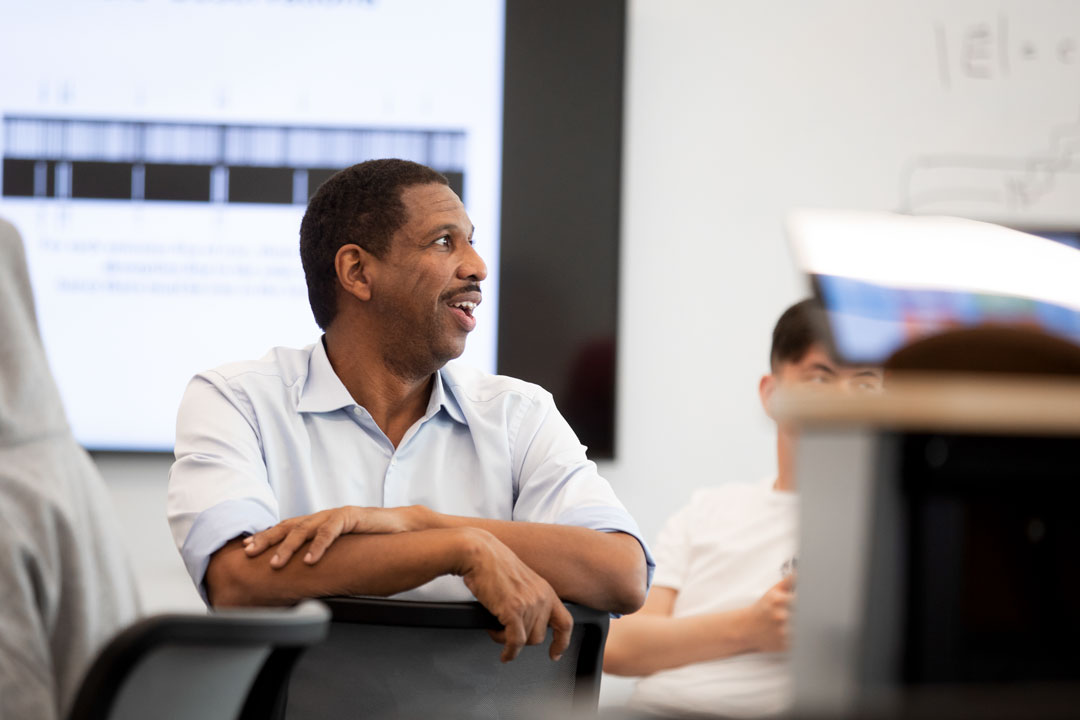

{"left": 459, "top": 242, "right": 488, "bottom": 281}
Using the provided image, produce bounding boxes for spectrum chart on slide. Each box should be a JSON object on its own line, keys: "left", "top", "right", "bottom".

{"left": 2, "top": 117, "right": 466, "bottom": 205}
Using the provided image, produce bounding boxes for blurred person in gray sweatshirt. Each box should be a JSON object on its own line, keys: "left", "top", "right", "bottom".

{"left": 0, "top": 218, "right": 140, "bottom": 720}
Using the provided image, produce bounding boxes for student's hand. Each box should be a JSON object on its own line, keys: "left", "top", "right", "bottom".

{"left": 454, "top": 527, "right": 574, "bottom": 663}
{"left": 243, "top": 505, "right": 436, "bottom": 567}
{"left": 746, "top": 574, "right": 795, "bottom": 653}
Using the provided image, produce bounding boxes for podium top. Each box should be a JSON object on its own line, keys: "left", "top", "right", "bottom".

{"left": 772, "top": 371, "right": 1080, "bottom": 435}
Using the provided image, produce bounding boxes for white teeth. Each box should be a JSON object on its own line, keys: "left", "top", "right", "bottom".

{"left": 451, "top": 301, "right": 477, "bottom": 310}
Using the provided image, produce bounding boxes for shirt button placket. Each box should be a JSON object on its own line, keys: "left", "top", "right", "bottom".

{"left": 384, "top": 453, "right": 399, "bottom": 505}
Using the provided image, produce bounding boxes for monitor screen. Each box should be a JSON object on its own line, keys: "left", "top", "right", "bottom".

{"left": 787, "top": 210, "right": 1080, "bottom": 365}
{"left": 0, "top": 0, "right": 505, "bottom": 450}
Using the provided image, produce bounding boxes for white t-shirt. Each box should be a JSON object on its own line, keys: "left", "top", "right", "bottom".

{"left": 629, "top": 479, "right": 798, "bottom": 718}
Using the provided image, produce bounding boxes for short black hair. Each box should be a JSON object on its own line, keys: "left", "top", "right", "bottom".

{"left": 299, "top": 159, "right": 449, "bottom": 330}
{"left": 769, "top": 298, "right": 834, "bottom": 371}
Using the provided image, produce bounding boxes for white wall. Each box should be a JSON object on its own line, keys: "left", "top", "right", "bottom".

{"left": 97, "top": 453, "right": 203, "bottom": 613}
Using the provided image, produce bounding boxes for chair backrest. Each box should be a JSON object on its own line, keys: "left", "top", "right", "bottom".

{"left": 283, "top": 597, "right": 610, "bottom": 720}
{"left": 67, "top": 600, "right": 330, "bottom": 720}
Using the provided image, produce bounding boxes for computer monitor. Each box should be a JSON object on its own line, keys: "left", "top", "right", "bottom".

{"left": 786, "top": 210, "right": 1080, "bottom": 366}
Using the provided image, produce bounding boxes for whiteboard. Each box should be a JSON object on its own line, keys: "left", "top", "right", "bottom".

{"left": 612, "top": 0, "right": 1080, "bottom": 540}
{"left": 671, "top": 0, "right": 1080, "bottom": 225}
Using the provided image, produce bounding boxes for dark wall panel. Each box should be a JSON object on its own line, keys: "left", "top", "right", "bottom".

{"left": 499, "top": 0, "right": 625, "bottom": 459}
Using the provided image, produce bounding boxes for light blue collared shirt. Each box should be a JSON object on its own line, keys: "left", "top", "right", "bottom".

{"left": 168, "top": 339, "right": 653, "bottom": 604}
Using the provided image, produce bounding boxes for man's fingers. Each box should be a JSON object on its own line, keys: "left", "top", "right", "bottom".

{"left": 500, "top": 620, "right": 527, "bottom": 663}
{"left": 305, "top": 524, "right": 344, "bottom": 564}
{"left": 526, "top": 613, "right": 548, "bottom": 647}
{"left": 778, "top": 574, "right": 796, "bottom": 592}
{"left": 549, "top": 603, "right": 573, "bottom": 661}
{"left": 269, "top": 523, "right": 314, "bottom": 568}
{"left": 243, "top": 524, "right": 289, "bottom": 556}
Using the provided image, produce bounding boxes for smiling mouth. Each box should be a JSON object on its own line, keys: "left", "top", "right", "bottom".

{"left": 448, "top": 299, "right": 477, "bottom": 318}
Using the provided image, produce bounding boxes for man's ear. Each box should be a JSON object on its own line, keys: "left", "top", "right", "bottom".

{"left": 334, "top": 244, "right": 375, "bottom": 302}
{"left": 759, "top": 373, "right": 777, "bottom": 420}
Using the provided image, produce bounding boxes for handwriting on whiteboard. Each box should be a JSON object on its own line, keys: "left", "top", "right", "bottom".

{"left": 935, "top": 15, "right": 1079, "bottom": 88}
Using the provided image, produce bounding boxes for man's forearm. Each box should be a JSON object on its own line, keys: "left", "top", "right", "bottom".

{"left": 231, "top": 505, "right": 649, "bottom": 613}
{"left": 604, "top": 608, "right": 757, "bottom": 676}
{"left": 211, "top": 523, "right": 578, "bottom": 663}
{"left": 206, "top": 528, "right": 471, "bottom": 607}
{"left": 426, "top": 513, "right": 647, "bottom": 614}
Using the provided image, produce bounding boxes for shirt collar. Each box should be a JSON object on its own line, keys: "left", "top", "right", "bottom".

{"left": 297, "top": 337, "right": 468, "bottom": 427}
{"left": 429, "top": 368, "right": 467, "bottom": 425}
{"left": 296, "top": 337, "right": 356, "bottom": 413}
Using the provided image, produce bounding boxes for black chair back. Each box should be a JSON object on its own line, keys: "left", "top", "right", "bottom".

{"left": 67, "top": 600, "right": 329, "bottom": 720}
{"left": 284, "top": 597, "right": 610, "bottom": 720}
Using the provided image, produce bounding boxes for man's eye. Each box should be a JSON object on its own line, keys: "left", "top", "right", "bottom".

{"left": 434, "top": 236, "right": 450, "bottom": 247}
{"left": 808, "top": 374, "right": 829, "bottom": 384}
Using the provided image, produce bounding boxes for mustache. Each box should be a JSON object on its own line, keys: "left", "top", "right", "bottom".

{"left": 440, "top": 284, "right": 482, "bottom": 302}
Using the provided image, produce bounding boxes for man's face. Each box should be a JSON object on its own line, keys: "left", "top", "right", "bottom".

{"left": 760, "top": 342, "right": 883, "bottom": 422}
{"left": 369, "top": 183, "right": 487, "bottom": 377}
{"left": 773, "top": 344, "right": 883, "bottom": 396}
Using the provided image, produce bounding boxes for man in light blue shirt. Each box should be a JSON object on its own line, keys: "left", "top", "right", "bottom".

{"left": 168, "top": 159, "right": 651, "bottom": 662}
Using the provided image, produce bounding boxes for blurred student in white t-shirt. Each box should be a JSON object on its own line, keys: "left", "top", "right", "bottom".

{"left": 604, "top": 299, "right": 883, "bottom": 718}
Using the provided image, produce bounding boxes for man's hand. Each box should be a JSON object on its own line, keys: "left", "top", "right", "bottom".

{"left": 746, "top": 574, "right": 795, "bottom": 653}
{"left": 453, "top": 528, "right": 574, "bottom": 663}
{"left": 243, "top": 505, "right": 435, "bottom": 568}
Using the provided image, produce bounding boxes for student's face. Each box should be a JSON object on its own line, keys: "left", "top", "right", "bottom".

{"left": 370, "top": 183, "right": 487, "bottom": 374}
{"left": 759, "top": 343, "right": 883, "bottom": 420}
{"left": 774, "top": 344, "right": 883, "bottom": 395}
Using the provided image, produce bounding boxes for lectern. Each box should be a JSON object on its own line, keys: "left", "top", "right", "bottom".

{"left": 780, "top": 375, "right": 1080, "bottom": 719}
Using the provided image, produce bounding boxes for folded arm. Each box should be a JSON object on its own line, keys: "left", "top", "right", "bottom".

{"left": 207, "top": 528, "right": 467, "bottom": 607}
{"left": 603, "top": 578, "right": 793, "bottom": 676}
{"left": 207, "top": 525, "right": 574, "bottom": 663}
{"left": 241, "top": 505, "right": 648, "bottom": 614}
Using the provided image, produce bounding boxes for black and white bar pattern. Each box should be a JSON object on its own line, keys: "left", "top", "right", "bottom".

{"left": 2, "top": 116, "right": 466, "bottom": 204}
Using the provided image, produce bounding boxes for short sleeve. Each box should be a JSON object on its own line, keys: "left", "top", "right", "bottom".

{"left": 167, "top": 373, "right": 280, "bottom": 603}
{"left": 649, "top": 499, "right": 698, "bottom": 591}
{"left": 509, "top": 389, "right": 655, "bottom": 591}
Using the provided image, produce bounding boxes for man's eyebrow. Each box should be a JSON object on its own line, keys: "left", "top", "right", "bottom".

{"left": 426, "top": 222, "right": 467, "bottom": 237}
{"left": 853, "top": 368, "right": 883, "bottom": 377}
{"left": 808, "top": 363, "right": 837, "bottom": 375}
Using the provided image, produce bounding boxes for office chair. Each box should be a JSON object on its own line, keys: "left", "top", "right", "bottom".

{"left": 283, "top": 597, "right": 611, "bottom": 720}
{"left": 67, "top": 600, "right": 330, "bottom": 720}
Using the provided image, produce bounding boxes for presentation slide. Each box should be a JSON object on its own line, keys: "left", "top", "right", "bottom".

{"left": 0, "top": 0, "right": 504, "bottom": 450}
